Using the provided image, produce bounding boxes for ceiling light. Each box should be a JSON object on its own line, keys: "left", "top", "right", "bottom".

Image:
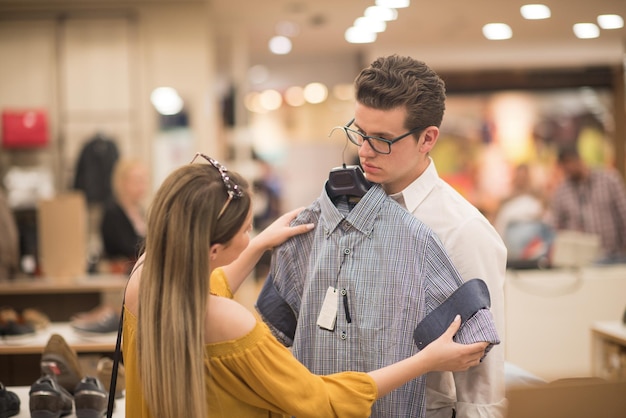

{"left": 150, "top": 87, "right": 184, "bottom": 115}
{"left": 345, "top": 26, "right": 377, "bottom": 44}
{"left": 364, "top": 6, "right": 398, "bottom": 21}
{"left": 268, "top": 36, "right": 292, "bottom": 54}
{"left": 284, "top": 86, "right": 305, "bottom": 107}
{"left": 573, "top": 23, "right": 600, "bottom": 39}
{"left": 303, "top": 82, "right": 328, "bottom": 104}
{"left": 258, "top": 89, "right": 283, "bottom": 111}
{"left": 354, "top": 16, "right": 387, "bottom": 33}
{"left": 520, "top": 4, "right": 551, "bottom": 20}
{"left": 597, "top": 14, "right": 624, "bottom": 30}
{"left": 482, "top": 23, "right": 512, "bottom": 40}
{"left": 375, "top": 0, "right": 410, "bottom": 8}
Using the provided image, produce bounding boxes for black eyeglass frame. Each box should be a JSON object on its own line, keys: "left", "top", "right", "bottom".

{"left": 190, "top": 152, "right": 244, "bottom": 218}
{"left": 333, "top": 118, "right": 425, "bottom": 155}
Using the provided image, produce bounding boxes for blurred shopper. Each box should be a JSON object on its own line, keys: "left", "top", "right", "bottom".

{"left": 494, "top": 164, "right": 553, "bottom": 268}
{"left": 549, "top": 146, "right": 626, "bottom": 264}
{"left": 100, "top": 158, "right": 148, "bottom": 270}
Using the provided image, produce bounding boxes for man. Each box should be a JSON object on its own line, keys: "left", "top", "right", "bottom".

{"left": 550, "top": 146, "right": 626, "bottom": 264}
{"left": 347, "top": 55, "right": 507, "bottom": 418}
{"left": 259, "top": 55, "right": 506, "bottom": 418}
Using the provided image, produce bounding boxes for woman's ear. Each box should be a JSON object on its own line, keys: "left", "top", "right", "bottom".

{"left": 420, "top": 126, "right": 439, "bottom": 153}
{"left": 209, "top": 243, "right": 223, "bottom": 261}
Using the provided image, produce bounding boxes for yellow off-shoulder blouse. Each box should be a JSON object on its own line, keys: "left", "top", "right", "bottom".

{"left": 122, "top": 268, "right": 378, "bottom": 417}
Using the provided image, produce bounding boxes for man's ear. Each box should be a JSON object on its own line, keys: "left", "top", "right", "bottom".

{"left": 420, "top": 126, "right": 439, "bottom": 153}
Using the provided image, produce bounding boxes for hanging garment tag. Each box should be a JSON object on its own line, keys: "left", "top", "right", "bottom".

{"left": 317, "top": 286, "right": 338, "bottom": 331}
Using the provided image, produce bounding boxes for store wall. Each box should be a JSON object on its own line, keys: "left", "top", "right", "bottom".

{"left": 0, "top": 2, "right": 219, "bottom": 194}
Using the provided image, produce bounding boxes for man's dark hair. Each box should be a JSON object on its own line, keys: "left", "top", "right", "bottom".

{"left": 354, "top": 55, "right": 446, "bottom": 130}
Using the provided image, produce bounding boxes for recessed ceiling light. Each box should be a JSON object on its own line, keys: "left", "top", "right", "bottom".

{"left": 573, "top": 23, "right": 600, "bottom": 39}
{"left": 364, "top": 6, "right": 398, "bottom": 21}
{"left": 482, "top": 23, "right": 512, "bottom": 40}
{"left": 303, "top": 82, "right": 328, "bottom": 104}
{"left": 150, "top": 87, "right": 184, "bottom": 115}
{"left": 268, "top": 36, "right": 292, "bottom": 54}
{"left": 520, "top": 4, "right": 551, "bottom": 20}
{"left": 354, "top": 16, "right": 387, "bottom": 33}
{"left": 345, "top": 26, "right": 377, "bottom": 43}
{"left": 597, "top": 14, "right": 624, "bottom": 30}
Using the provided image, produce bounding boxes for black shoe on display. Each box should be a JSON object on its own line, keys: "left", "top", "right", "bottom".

{"left": 0, "top": 382, "right": 20, "bottom": 418}
{"left": 29, "top": 374, "right": 73, "bottom": 418}
{"left": 74, "top": 376, "right": 108, "bottom": 418}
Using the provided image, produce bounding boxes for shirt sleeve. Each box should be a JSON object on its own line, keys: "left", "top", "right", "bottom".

{"left": 443, "top": 217, "right": 507, "bottom": 418}
{"left": 207, "top": 322, "right": 378, "bottom": 418}
{"left": 210, "top": 268, "right": 234, "bottom": 299}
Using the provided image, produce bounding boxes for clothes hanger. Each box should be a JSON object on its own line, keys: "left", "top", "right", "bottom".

{"left": 326, "top": 163, "right": 371, "bottom": 200}
{"left": 325, "top": 139, "right": 372, "bottom": 201}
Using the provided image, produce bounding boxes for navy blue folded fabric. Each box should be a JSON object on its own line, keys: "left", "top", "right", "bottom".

{"left": 256, "top": 274, "right": 298, "bottom": 345}
{"left": 413, "top": 278, "right": 491, "bottom": 349}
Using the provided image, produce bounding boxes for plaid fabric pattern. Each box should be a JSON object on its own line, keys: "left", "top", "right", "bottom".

{"left": 266, "top": 184, "right": 499, "bottom": 418}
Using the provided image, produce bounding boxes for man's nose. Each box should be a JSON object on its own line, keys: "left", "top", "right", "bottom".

{"left": 358, "top": 139, "right": 377, "bottom": 157}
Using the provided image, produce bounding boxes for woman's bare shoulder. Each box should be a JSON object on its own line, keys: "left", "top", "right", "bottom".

{"left": 205, "top": 295, "right": 257, "bottom": 344}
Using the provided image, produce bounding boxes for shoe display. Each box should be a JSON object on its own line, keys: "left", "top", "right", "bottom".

{"left": 41, "top": 334, "right": 84, "bottom": 395}
{"left": 96, "top": 357, "right": 125, "bottom": 399}
{"left": 0, "top": 382, "right": 20, "bottom": 418}
{"left": 73, "top": 376, "right": 108, "bottom": 418}
{"left": 0, "top": 307, "right": 36, "bottom": 344}
{"left": 29, "top": 375, "right": 73, "bottom": 418}
{"left": 70, "top": 305, "right": 119, "bottom": 335}
{"left": 22, "top": 308, "right": 50, "bottom": 331}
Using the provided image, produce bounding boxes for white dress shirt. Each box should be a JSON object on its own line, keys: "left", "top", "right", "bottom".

{"left": 391, "top": 158, "right": 508, "bottom": 418}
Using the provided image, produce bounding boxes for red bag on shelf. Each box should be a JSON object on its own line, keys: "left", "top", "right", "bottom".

{"left": 1, "top": 109, "right": 49, "bottom": 149}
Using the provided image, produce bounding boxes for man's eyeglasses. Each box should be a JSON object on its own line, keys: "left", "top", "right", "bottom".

{"left": 190, "top": 153, "right": 244, "bottom": 218}
{"left": 330, "top": 118, "right": 425, "bottom": 155}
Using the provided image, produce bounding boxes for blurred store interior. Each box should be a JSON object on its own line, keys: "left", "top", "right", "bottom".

{"left": 1, "top": 0, "right": 626, "bottom": 404}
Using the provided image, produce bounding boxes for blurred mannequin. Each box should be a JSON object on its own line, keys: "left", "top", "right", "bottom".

{"left": 100, "top": 158, "right": 148, "bottom": 271}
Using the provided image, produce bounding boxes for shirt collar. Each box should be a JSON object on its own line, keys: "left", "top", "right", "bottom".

{"left": 396, "top": 157, "right": 438, "bottom": 213}
{"left": 319, "top": 183, "right": 388, "bottom": 237}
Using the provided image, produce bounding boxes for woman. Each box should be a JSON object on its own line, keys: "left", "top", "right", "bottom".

{"left": 100, "top": 158, "right": 149, "bottom": 265}
{"left": 122, "top": 153, "right": 488, "bottom": 418}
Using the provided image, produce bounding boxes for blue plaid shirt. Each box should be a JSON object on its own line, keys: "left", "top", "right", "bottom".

{"left": 259, "top": 184, "right": 499, "bottom": 418}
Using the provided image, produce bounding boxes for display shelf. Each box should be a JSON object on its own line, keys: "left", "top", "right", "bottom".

{"left": 0, "top": 274, "right": 126, "bottom": 323}
{"left": 0, "top": 322, "right": 117, "bottom": 355}
{"left": 0, "top": 274, "right": 127, "bottom": 295}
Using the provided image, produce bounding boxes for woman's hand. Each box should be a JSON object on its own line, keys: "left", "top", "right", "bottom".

{"left": 220, "top": 208, "right": 314, "bottom": 294}
{"left": 252, "top": 207, "right": 315, "bottom": 251}
{"left": 419, "top": 315, "right": 488, "bottom": 372}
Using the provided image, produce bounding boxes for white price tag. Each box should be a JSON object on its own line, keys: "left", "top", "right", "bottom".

{"left": 317, "top": 286, "right": 338, "bottom": 331}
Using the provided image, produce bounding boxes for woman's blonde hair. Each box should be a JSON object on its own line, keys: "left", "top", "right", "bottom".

{"left": 137, "top": 162, "right": 250, "bottom": 418}
{"left": 111, "top": 158, "right": 147, "bottom": 201}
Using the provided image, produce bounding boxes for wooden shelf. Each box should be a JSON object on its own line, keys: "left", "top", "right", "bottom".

{"left": 0, "top": 274, "right": 127, "bottom": 295}
{"left": 0, "top": 322, "right": 116, "bottom": 355}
